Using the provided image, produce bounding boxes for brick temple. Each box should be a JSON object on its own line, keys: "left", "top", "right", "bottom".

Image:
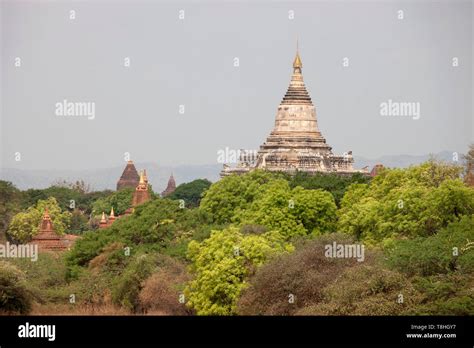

{"left": 222, "top": 47, "right": 368, "bottom": 177}
{"left": 161, "top": 174, "right": 176, "bottom": 197}
{"left": 30, "top": 209, "right": 78, "bottom": 252}
{"left": 117, "top": 160, "right": 140, "bottom": 190}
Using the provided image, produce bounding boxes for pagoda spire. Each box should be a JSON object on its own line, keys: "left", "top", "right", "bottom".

{"left": 110, "top": 207, "right": 115, "bottom": 217}
{"left": 99, "top": 211, "right": 108, "bottom": 229}
{"left": 293, "top": 39, "right": 302, "bottom": 73}
{"left": 281, "top": 42, "right": 312, "bottom": 106}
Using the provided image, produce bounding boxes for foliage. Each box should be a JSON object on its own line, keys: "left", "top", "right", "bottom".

{"left": 69, "top": 209, "right": 90, "bottom": 234}
{"left": 201, "top": 171, "right": 337, "bottom": 238}
{"left": 386, "top": 215, "right": 474, "bottom": 277}
{"left": 67, "top": 198, "right": 215, "bottom": 269}
{"left": 0, "top": 261, "right": 32, "bottom": 314}
{"left": 185, "top": 226, "right": 292, "bottom": 315}
{"left": 7, "top": 197, "right": 72, "bottom": 243}
{"left": 0, "top": 181, "right": 22, "bottom": 241}
{"left": 237, "top": 234, "right": 364, "bottom": 315}
{"left": 167, "top": 179, "right": 212, "bottom": 207}
{"left": 138, "top": 255, "right": 192, "bottom": 315}
{"left": 91, "top": 188, "right": 134, "bottom": 217}
{"left": 338, "top": 161, "right": 473, "bottom": 243}
{"left": 111, "top": 253, "right": 156, "bottom": 311}
{"left": 21, "top": 186, "right": 112, "bottom": 215}
{"left": 296, "top": 263, "right": 422, "bottom": 315}
{"left": 288, "top": 172, "right": 370, "bottom": 205}
{"left": 234, "top": 181, "right": 338, "bottom": 238}
{"left": 200, "top": 170, "right": 284, "bottom": 224}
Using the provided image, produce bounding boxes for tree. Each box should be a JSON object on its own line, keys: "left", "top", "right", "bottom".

{"left": 289, "top": 172, "right": 370, "bottom": 206}
{"left": 167, "top": 179, "right": 212, "bottom": 207}
{"left": 200, "top": 171, "right": 282, "bottom": 224}
{"left": 91, "top": 188, "right": 134, "bottom": 217}
{"left": 0, "top": 181, "right": 22, "bottom": 241}
{"left": 0, "top": 261, "right": 32, "bottom": 314}
{"left": 7, "top": 197, "right": 71, "bottom": 243}
{"left": 185, "top": 226, "right": 292, "bottom": 315}
{"left": 337, "top": 161, "right": 473, "bottom": 244}
{"left": 235, "top": 181, "right": 338, "bottom": 239}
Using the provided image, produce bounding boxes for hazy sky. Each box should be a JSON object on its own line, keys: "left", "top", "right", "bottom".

{"left": 1, "top": 0, "right": 472, "bottom": 170}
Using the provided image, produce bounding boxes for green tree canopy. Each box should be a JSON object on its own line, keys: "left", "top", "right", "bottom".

{"left": 0, "top": 181, "right": 22, "bottom": 240}
{"left": 91, "top": 188, "right": 134, "bottom": 217}
{"left": 338, "top": 160, "right": 473, "bottom": 245}
{"left": 167, "top": 179, "right": 212, "bottom": 207}
{"left": 185, "top": 226, "right": 293, "bottom": 315}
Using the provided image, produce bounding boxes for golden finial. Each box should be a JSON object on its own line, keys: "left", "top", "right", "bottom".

{"left": 139, "top": 170, "right": 145, "bottom": 184}
{"left": 143, "top": 169, "right": 148, "bottom": 183}
{"left": 110, "top": 207, "right": 115, "bottom": 217}
{"left": 293, "top": 38, "right": 302, "bottom": 73}
{"left": 100, "top": 212, "right": 106, "bottom": 222}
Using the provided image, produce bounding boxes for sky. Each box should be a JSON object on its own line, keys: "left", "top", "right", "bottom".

{"left": 1, "top": 0, "right": 472, "bottom": 171}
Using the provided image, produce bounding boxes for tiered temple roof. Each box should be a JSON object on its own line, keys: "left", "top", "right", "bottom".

{"left": 30, "top": 209, "right": 67, "bottom": 252}
{"left": 117, "top": 161, "right": 140, "bottom": 190}
{"left": 161, "top": 174, "right": 176, "bottom": 197}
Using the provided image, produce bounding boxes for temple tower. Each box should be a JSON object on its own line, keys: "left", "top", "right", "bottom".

{"left": 99, "top": 212, "right": 108, "bottom": 229}
{"left": 30, "top": 209, "right": 67, "bottom": 251}
{"left": 107, "top": 207, "right": 116, "bottom": 226}
{"left": 221, "top": 44, "right": 366, "bottom": 176}
{"left": 117, "top": 161, "right": 140, "bottom": 190}
{"left": 161, "top": 174, "right": 176, "bottom": 197}
{"left": 132, "top": 171, "right": 151, "bottom": 206}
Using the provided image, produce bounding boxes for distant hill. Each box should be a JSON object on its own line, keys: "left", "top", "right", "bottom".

{"left": 0, "top": 151, "right": 464, "bottom": 190}
{"left": 0, "top": 164, "right": 222, "bottom": 191}
{"left": 354, "top": 150, "right": 461, "bottom": 171}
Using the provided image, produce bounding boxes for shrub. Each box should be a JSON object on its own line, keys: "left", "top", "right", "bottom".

{"left": 111, "top": 253, "right": 156, "bottom": 312}
{"left": 138, "top": 255, "right": 192, "bottom": 315}
{"left": 185, "top": 226, "right": 292, "bottom": 315}
{"left": 296, "top": 264, "right": 421, "bottom": 315}
{"left": 167, "top": 179, "right": 212, "bottom": 207}
{"left": 237, "top": 234, "right": 363, "bottom": 315}
{"left": 386, "top": 215, "right": 474, "bottom": 277}
{"left": 0, "top": 261, "right": 32, "bottom": 314}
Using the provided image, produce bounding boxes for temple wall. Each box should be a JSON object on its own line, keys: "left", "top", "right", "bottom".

{"left": 274, "top": 105, "right": 319, "bottom": 133}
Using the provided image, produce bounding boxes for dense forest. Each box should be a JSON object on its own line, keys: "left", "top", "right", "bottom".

{"left": 1, "top": 155, "right": 473, "bottom": 315}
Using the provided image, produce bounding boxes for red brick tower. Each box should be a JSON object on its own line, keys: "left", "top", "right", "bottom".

{"left": 161, "top": 174, "right": 176, "bottom": 197}
{"left": 117, "top": 161, "right": 140, "bottom": 191}
{"left": 132, "top": 171, "right": 151, "bottom": 207}
{"left": 30, "top": 208, "right": 67, "bottom": 251}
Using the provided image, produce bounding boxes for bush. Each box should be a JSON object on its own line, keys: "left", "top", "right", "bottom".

{"left": 185, "top": 226, "right": 292, "bottom": 315}
{"left": 338, "top": 161, "right": 474, "bottom": 243}
{"left": 167, "top": 179, "right": 212, "bottom": 207}
{"left": 387, "top": 215, "right": 474, "bottom": 276}
{"left": 11, "top": 253, "right": 68, "bottom": 304}
{"left": 297, "top": 264, "right": 421, "bottom": 315}
{"left": 289, "top": 172, "right": 370, "bottom": 206}
{"left": 237, "top": 234, "right": 363, "bottom": 315}
{"left": 138, "top": 255, "right": 192, "bottom": 315}
{"left": 111, "top": 253, "right": 156, "bottom": 312}
{"left": 0, "top": 261, "right": 32, "bottom": 314}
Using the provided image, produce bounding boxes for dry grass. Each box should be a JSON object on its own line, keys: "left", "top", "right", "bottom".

{"left": 29, "top": 302, "right": 131, "bottom": 315}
